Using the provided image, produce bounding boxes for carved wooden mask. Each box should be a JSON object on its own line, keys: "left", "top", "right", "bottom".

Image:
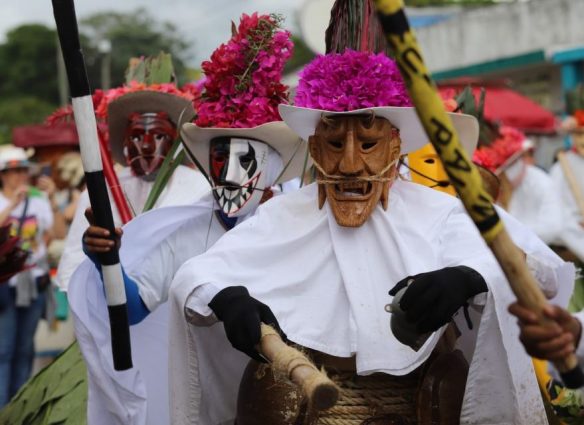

{"left": 309, "top": 115, "right": 401, "bottom": 227}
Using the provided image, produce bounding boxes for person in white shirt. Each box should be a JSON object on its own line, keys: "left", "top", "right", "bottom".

{"left": 0, "top": 146, "right": 53, "bottom": 406}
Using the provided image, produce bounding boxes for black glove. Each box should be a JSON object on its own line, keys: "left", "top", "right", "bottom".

{"left": 388, "top": 266, "right": 488, "bottom": 334}
{"left": 209, "top": 286, "right": 286, "bottom": 362}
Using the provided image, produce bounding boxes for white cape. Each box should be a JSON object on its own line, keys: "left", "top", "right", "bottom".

{"left": 169, "top": 181, "right": 575, "bottom": 425}
{"left": 68, "top": 199, "right": 224, "bottom": 425}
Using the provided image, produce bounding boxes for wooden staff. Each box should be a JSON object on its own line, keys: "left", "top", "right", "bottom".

{"left": 373, "top": 0, "right": 584, "bottom": 388}
{"left": 52, "top": 0, "right": 132, "bottom": 371}
{"left": 558, "top": 151, "right": 584, "bottom": 219}
{"left": 259, "top": 324, "right": 339, "bottom": 411}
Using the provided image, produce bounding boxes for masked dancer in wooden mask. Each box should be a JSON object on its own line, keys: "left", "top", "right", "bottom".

{"left": 168, "top": 49, "right": 574, "bottom": 425}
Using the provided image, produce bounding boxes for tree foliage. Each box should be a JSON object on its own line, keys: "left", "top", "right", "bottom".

{"left": 80, "top": 9, "right": 192, "bottom": 88}
{"left": 285, "top": 35, "right": 316, "bottom": 74}
{"left": 0, "top": 97, "right": 56, "bottom": 145}
{"left": 0, "top": 10, "right": 192, "bottom": 145}
{"left": 0, "top": 25, "right": 60, "bottom": 104}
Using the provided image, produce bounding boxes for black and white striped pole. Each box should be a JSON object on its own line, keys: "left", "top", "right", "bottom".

{"left": 52, "top": 0, "right": 132, "bottom": 371}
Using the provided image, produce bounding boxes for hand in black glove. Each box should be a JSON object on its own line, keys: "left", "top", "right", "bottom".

{"left": 388, "top": 266, "right": 488, "bottom": 334}
{"left": 209, "top": 286, "right": 286, "bottom": 362}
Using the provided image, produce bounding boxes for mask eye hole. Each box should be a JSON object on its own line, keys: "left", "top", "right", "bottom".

{"left": 327, "top": 140, "right": 343, "bottom": 149}
{"left": 212, "top": 153, "right": 226, "bottom": 163}
{"left": 361, "top": 141, "right": 378, "bottom": 151}
{"left": 131, "top": 135, "right": 142, "bottom": 143}
{"left": 239, "top": 154, "right": 255, "bottom": 170}
{"left": 424, "top": 158, "right": 435, "bottom": 164}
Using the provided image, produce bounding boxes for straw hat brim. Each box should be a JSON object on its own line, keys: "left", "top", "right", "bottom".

{"left": 278, "top": 104, "right": 479, "bottom": 155}
{"left": 108, "top": 91, "right": 196, "bottom": 164}
{"left": 181, "top": 121, "right": 309, "bottom": 184}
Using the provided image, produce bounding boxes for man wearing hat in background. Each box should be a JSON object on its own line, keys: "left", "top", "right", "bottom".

{"left": 0, "top": 145, "right": 53, "bottom": 407}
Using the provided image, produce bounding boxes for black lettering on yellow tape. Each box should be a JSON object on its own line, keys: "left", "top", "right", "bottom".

{"left": 377, "top": 8, "right": 410, "bottom": 36}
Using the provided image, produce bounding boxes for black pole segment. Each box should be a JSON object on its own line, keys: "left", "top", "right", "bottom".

{"left": 52, "top": 0, "right": 91, "bottom": 97}
{"left": 84, "top": 171, "right": 119, "bottom": 265}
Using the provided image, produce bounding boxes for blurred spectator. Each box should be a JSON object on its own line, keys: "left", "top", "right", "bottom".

{"left": 36, "top": 153, "right": 85, "bottom": 267}
{"left": 0, "top": 146, "right": 54, "bottom": 407}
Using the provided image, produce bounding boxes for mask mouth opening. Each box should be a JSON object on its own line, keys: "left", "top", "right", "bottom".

{"left": 333, "top": 181, "right": 373, "bottom": 200}
{"left": 214, "top": 173, "right": 261, "bottom": 215}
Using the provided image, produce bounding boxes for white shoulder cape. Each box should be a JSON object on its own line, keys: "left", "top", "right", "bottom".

{"left": 169, "top": 181, "right": 575, "bottom": 425}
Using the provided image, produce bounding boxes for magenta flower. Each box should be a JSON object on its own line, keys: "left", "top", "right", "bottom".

{"left": 295, "top": 50, "right": 412, "bottom": 111}
{"left": 195, "top": 13, "right": 293, "bottom": 129}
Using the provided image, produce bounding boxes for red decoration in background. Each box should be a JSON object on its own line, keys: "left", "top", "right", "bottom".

{"left": 438, "top": 82, "right": 556, "bottom": 134}
{"left": 472, "top": 126, "right": 526, "bottom": 172}
{"left": 574, "top": 110, "right": 584, "bottom": 127}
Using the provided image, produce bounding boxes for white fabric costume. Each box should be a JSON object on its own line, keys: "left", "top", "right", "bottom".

{"left": 508, "top": 163, "right": 563, "bottom": 245}
{"left": 67, "top": 153, "right": 289, "bottom": 425}
{"left": 169, "top": 180, "right": 575, "bottom": 425}
{"left": 550, "top": 151, "right": 584, "bottom": 262}
{"left": 55, "top": 165, "right": 210, "bottom": 290}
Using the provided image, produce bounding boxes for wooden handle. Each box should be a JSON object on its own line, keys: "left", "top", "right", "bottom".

{"left": 258, "top": 324, "right": 339, "bottom": 411}
{"left": 558, "top": 151, "right": 584, "bottom": 218}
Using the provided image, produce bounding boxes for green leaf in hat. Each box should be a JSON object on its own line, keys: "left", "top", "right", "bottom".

{"left": 125, "top": 51, "right": 176, "bottom": 85}
{"left": 454, "top": 86, "right": 499, "bottom": 147}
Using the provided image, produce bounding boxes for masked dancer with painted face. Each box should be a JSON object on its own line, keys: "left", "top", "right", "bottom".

{"left": 55, "top": 55, "right": 211, "bottom": 292}
{"left": 167, "top": 43, "right": 577, "bottom": 424}
{"left": 66, "top": 14, "right": 307, "bottom": 425}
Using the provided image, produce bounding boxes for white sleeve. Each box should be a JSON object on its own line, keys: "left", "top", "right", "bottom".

{"left": 130, "top": 224, "right": 208, "bottom": 311}
{"left": 184, "top": 283, "right": 221, "bottom": 326}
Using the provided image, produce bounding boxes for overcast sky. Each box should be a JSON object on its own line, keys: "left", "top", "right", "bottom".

{"left": 1, "top": 0, "right": 305, "bottom": 65}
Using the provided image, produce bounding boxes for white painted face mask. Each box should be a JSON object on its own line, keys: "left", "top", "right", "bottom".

{"left": 209, "top": 137, "right": 270, "bottom": 218}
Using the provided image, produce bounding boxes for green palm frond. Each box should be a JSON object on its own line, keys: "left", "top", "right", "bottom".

{"left": 0, "top": 343, "right": 87, "bottom": 425}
